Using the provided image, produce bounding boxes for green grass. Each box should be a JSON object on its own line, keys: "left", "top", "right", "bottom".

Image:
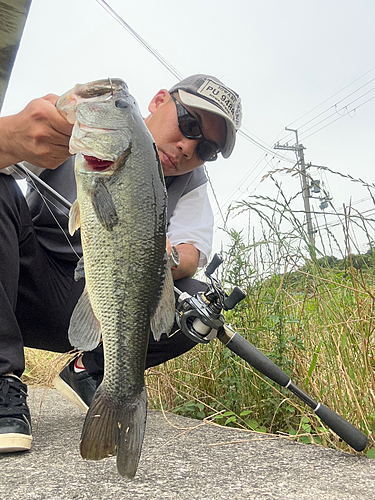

{"left": 146, "top": 267, "right": 375, "bottom": 454}
{"left": 147, "top": 180, "right": 375, "bottom": 456}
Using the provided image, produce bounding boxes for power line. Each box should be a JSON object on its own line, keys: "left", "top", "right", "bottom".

{"left": 211, "top": 155, "right": 293, "bottom": 220}
{"left": 96, "top": 0, "right": 375, "bottom": 233}
{"left": 278, "top": 82, "right": 375, "bottom": 145}
{"left": 211, "top": 127, "right": 300, "bottom": 218}
{"left": 96, "top": 0, "right": 184, "bottom": 81}
{"left": 97, "top": 0, "right": 300, "bottom": 225}
{"left": 279, "top": 78, "right": 375, "bottom": 145}
{"left": 300, "top": 93, "right": 375, "bottom": 141}
{"left": 283, "top": 65, "right": 375, "bottom": 136}
{"left": 298, "top": 85, "right": 375, "bottom": 136}
{"left": 239, "top": 128, "right": 296, "bottom": 163}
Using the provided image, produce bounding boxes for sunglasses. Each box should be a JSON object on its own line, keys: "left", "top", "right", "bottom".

{"left": 171, "top": 94, "right": 220, "bottom": 162}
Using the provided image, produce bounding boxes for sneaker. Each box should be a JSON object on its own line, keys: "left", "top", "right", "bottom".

{"left": 0, "top": 375, "right": 32, "bottom": 453}
{"left": 53, "top": 360, "right": 103, "bottom": 413}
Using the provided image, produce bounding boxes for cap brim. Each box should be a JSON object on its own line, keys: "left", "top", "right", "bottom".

{"left": 177, "top": 90, "right": 236, "bottom": 159}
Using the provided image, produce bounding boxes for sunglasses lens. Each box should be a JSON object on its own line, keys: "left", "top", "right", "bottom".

{"left": 197, "top": 141, "right": 217, "bottom": 162}
{"left": 173, "top": 95, "right": 219, "bottom": 162}
{"left": 179, "top": 114, "right": 202, "bottom": 138}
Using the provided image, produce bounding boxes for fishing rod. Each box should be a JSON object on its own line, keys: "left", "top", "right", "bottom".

{"left": 11, "top": 163, "right": 72, "bottom": 210}
{"left": 13, "top": 161, "right": 368, "bottom": 451}
{"left": 174, "top": 253, "right": 369, "bottom": 453}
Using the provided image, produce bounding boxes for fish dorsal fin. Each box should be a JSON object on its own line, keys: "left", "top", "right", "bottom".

{"left": 69, "top": 199, "right": 81, "bottom": 235}
{"left": 150, "top": 259, "right": 175, "bottom": 341}
{"left": 68, "top": 286, "right": 102, "bottom": 351}
{"left": 90, "top": 177, "right": 118, "bottom": 231}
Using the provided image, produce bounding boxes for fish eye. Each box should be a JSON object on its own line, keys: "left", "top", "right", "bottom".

{"left": 115, "top": 99, "right": 128, "bottom": 108}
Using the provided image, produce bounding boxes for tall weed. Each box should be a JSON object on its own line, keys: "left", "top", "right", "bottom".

{"left": 148, "top": 172, "right": 375, "bottom": 454}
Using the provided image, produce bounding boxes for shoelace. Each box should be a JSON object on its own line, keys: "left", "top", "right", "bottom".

{"left": 0, "top": 377, "right": 29, "bottom": 417}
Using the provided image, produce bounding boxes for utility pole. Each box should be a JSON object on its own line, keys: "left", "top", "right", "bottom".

{"left": 274, "top": 128, "right": 315, "bottom": 247}
{"left": 0, "top": 0, "right": 32, "bottom": 112}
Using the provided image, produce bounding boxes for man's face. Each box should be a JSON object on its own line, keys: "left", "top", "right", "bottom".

{"left": 145, "top": 90, "right": 227, "bottom": 176}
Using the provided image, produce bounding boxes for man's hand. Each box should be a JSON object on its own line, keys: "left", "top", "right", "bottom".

{"left": 0, "top": 94, "right": 73, "bottom": 170}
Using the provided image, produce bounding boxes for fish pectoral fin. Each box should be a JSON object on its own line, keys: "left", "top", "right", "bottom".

{"left": 68, "top": 199, "right": 81, "bottom": 235}
{"left": 91, "top": 178, "right": 119, "bottom": 231}
{"left": 150, "top": 260, "right": 175, "bottom": 341}
{"left": 68, "top": 286, "right": 102, "bottom": 351}
{"left": 80, "top": 385, "right": 147, "bottom": 479}
{"left": 74, "top": 256, "right": 85, "bottom": 281}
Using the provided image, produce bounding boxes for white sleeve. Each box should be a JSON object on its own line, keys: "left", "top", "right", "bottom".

{"left": 167, "top": 182, "right": 213, "bottom": 267}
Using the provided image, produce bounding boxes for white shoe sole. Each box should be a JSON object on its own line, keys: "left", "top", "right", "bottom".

{"left": 53, "top": 375, "right": 88, "bottom": 414}
{"left": 0, "top": 433, "right": 32, "bottom": 453}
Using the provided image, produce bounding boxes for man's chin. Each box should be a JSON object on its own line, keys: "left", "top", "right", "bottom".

{"left": 161, "top": 162, "right": 179, "bottom": 176}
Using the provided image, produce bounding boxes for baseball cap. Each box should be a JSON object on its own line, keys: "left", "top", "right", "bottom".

{"left": 169, "top": 74, "right": 242, "bottom": 159}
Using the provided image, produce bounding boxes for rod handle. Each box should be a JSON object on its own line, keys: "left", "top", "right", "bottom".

{"left": 218, "top": 325, "right": 290, "bottom": 386}
{"left": 218, "top": 325, "right": 368, "bottom": 452}
{"left": 315, "top": 403, "right": 368, "bottom": 452}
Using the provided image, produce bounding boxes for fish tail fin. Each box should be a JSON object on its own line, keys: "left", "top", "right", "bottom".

{"left": 116, "top": 387, "right": 147, "bottom": 478}
{"left": 80, "top": 386, "right": 147, "bottom": 479}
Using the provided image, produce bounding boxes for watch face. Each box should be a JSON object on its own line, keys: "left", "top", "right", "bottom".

{"left": 171, "top": 246, "right": 180, "bottom": 268}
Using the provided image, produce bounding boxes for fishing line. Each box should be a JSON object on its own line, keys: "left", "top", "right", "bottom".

{"left": 10, "top": 166, "right": 70, "bottom": 219}
{"left": 96, "top": 0, "right": 184, "bottom": 81}
{"left": 9, "top": 164, "right": 81, "bottom": 261}
{"left": 12, "top": 163, "right": 72, "bottom": 210}
{"left": 204, "top": 165, "right": 229, "bottom": 232}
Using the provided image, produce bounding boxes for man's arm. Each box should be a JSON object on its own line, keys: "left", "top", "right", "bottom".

{"left": 170, "top": 242, "right": 199, "bottom": 280}
{"left": 167, "top": 182, "right": 214, "bottom": 274}
{"left": 0, "top": 94, "right": 72, "bottom": 170}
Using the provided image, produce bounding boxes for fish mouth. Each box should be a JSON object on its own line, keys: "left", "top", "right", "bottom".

{"left": 83, "top": 155, "right": 114, "bottom": 172}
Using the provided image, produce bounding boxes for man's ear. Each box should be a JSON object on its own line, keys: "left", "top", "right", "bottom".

{"left": 148, "top": 89, "right": 170, "bottom": 114}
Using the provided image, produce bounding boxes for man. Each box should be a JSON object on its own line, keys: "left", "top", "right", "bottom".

{"left": 0, "top": 74, "right": 242, "bottom": 453}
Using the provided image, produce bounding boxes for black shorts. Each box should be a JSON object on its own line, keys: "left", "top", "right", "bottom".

{"left": 0, "top": 174, "right": 205, "bottom": 376}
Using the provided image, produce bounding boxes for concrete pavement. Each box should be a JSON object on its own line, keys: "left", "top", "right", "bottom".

{"left": 0, "top": 388, "right": 374, "bottom": 500}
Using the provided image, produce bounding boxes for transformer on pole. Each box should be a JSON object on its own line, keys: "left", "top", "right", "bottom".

{"left": 274, "top": 128, "right": 315, "bottom": 247}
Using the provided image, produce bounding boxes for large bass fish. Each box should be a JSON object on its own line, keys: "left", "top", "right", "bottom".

{"left": 56, "top": 78, "right": 175, "bottom": 478}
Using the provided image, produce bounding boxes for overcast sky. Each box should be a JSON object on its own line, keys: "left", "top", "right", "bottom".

{"left": 3, "top": 0, "right": 375, "bottom": 258}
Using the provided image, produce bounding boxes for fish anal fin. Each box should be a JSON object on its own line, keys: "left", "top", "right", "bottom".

{"left": 69, "top": 199, "right": 81, "bottom": 235}
{"left": 150, "top": 261, "right": 175, "bottom": 341}
{"left": 68, "top": 286, "right": 102, "bottom": 351}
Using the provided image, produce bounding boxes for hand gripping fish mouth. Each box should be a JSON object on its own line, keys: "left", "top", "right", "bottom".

{"left": 57, "top": 79, "right": 138, "bottom": 173}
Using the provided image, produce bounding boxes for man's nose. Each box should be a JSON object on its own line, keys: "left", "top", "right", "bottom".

{"left": 177, "top": 136, "right": 199, "bottom": 160}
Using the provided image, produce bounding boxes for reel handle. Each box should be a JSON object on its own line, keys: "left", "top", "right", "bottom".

{"left": 205, "top": 253, "right": 223, "bottom": 277}
{"left": 224, "top": 287, "right": 247, "bottom": 310}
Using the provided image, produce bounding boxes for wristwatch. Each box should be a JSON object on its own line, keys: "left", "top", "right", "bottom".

{"left": 171, "top": 246, "right": 180, "bottom": 269}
